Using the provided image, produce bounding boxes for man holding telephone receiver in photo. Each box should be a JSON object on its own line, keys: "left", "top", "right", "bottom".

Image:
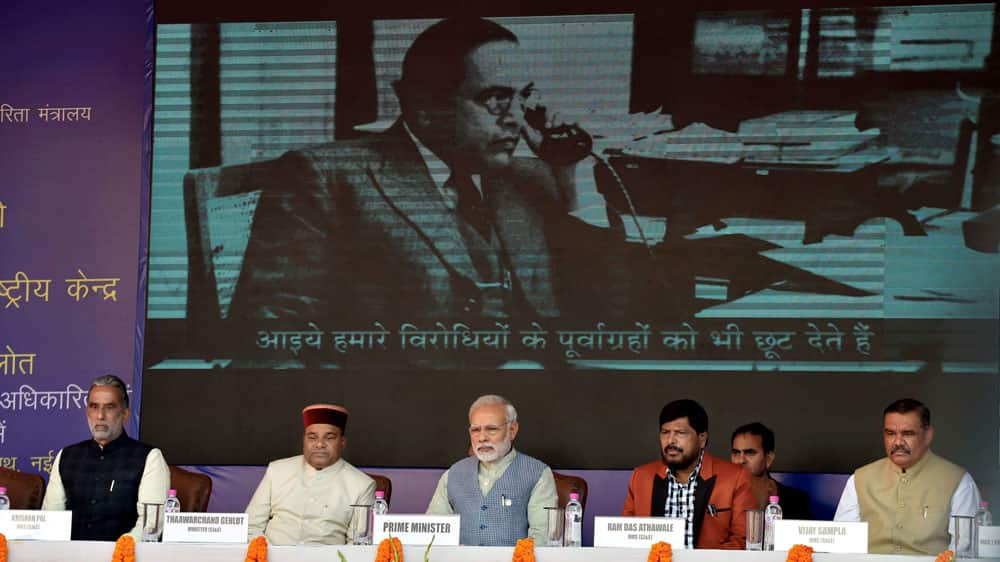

{"left": 230, "top": 17, "right": 629, "bottom": 333}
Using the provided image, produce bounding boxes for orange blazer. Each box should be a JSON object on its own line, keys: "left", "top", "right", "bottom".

{"left": 621, "top": 452, "right": 756, "bottom": 549}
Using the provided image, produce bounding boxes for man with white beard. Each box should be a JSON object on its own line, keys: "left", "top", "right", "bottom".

{"left": 42, "top": 374, "right": 169, "bottom": 541}
{"left": 426, "top": 395, "right": 557, "bottom": 546}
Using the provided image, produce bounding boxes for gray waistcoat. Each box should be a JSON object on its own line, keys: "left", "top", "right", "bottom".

{"left": 446, "top": 452, "right": 546, "bottom": 546}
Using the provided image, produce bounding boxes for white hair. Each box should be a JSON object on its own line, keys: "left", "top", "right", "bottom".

{"left": 89, "top": 374, "right": 129, "bottom": 409}
{"left": 469, "top": 394, "right": 517, "bottom": 425}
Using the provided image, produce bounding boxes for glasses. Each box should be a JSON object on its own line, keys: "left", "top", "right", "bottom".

{"left": 469, "top": 423, "right": 509, "bottom": 437}
{"left": 472, "top": 83, "right": 537, "bottom": 116}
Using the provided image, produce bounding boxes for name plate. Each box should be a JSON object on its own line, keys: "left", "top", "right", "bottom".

{"left": 774, "top": 520, "right": 868, "bottom": 553}
{"left": 0, "top": 510, "right": 72, "bottom": 540}
{"left": 373, "top": 514, "right": 460, "bottom": 546}
{"left": 162, "top": 512, "right": 248, "bottom": 543}
{"left": 593, "top": 516, "right": 685, "bottom": 549}
{"left": 979, "top": 526, "right": 1000, "bottom": 558}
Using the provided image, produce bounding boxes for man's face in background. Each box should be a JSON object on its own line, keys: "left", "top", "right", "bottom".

{"left": 415, "top": 40, "right": 530, "bottom": 174}
{"left": 731, "top": 432, "right": 774, "bottom": 478}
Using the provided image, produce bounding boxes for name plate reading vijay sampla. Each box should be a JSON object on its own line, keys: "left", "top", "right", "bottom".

{"left": 162, "top": 512, "right": 248, "bottom": 543}
{"left": 373, "top": 514, "right": 460, "bottom": 546}
{"left": 979, "top": 526, "right": 1000, "bottom": 558}
{"left": 0, "top": 510, "right": 72, "bottom": 540}
{"left": 593, "top": 516, "right": 685, "bottom": 549}
{"left": 774, "top": 520, "right": 868, "bottom": 553}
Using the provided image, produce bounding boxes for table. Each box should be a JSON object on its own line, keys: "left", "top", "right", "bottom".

{"left": 5, "top": 541, "right": 957, "bottom": 562}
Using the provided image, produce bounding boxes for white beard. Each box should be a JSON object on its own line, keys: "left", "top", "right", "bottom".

{"left": 475, "top": 437, "right": 513, "bottom": 463}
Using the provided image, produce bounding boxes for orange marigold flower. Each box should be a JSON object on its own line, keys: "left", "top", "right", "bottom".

{"left": 512, "top": 537, "right": 536, "bottom": 562}
{"left": 647, "top": 541, "right": 672, "bottom": 562}
{"left": 111, "top": 534, "right": 135, "bottom": 562}
{"left": 935, "top": 549, "right": 955, "bottom": 562}
{"left": 245, "top": 535, "right": 268, "bottom": 562}
{"left": 786, "top": 544, "right": 814, "bottom": 562}
{"left": 376, "top": 537, "right": 404, "bottom": 562}
{"left": 0, "top": 532, "right": 8, "bottom": 562}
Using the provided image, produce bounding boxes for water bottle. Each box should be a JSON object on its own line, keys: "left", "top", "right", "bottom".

{"left": 763, "top": 495, "right": 783, "bottom": 551}
{"left": 164, "top": 489, "right": 181, "bottom": 513}
{"left": 373, "top": 490, "right": 389, "bottom": 516}
{"left": 977, "top": 500, "right": 993, "bottom": 527}
{"left": 0, "top": 487, "right": 9, "bottom": 510}
{"left": 564, "top": 492, "right": 583, "bottom": 547}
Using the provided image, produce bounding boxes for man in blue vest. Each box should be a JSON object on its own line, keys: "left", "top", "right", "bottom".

{"left": 426, "top": 394, "right": 557, "bottom": 546}
{"left": 42, "top": 374, "right": 170, "bottom": 540}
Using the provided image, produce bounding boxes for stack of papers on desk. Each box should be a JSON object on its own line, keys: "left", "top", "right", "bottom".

{"left": 620, "top": 110, "right": 883, "bottom": 167}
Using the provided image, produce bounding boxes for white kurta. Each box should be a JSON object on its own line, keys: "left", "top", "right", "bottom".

{"left": 246, "top": 455, "right": 375, "bottom": 545}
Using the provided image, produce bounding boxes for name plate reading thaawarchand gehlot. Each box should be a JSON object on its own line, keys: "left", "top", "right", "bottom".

{"left": 774, "top": 520, "right": 869, "bottom": 553}
{"left": 593, "top": 516, "right": 686, "bottom": 548}
{"left": 373, "top": 514, "right": 461, "bottom": 545}
{"left": 979, "top": 526, "right": 1000, "bottom": 558}
{"left": 162, "top": 513, "right": 248, "bottom": 543}
{"left": 0, "top": 510, "right": 72, "bottom": 540}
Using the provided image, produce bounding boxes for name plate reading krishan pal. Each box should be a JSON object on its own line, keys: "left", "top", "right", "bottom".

{"left": 0, "top": 510, "right": 72, "bottom": 540}
{"left": 979, "top": 526, "right": 1000, "bottom": 558}
{"left": 373, "top": 514, "right": 460, "bottom": 546}
{"left": 593, "top": 516, "right": 685, "bottom": 549}
{"left": 162, "top": 512, "right": 248, "bottom": 543}
{"left": 774, "top": 520, "right": 868, "bottom": 553}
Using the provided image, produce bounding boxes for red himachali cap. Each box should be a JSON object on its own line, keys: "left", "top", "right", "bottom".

{"left": 302, "top": 403, "right": 349, "bottom": 431}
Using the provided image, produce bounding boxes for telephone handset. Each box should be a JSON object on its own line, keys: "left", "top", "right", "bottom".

{"left": 523, "top": 105, "right": 593, "bottom": 166}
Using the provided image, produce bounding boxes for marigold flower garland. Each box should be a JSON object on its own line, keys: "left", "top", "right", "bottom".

{"left": 376, "top": 536, "right": 404, "bottom": 562}
{"left": 245, "top": 535, "right": 268, "bottom": 562}
{"left": 786, "top": 544, "right": 814, "bottom": 562}
{"left": 0, "top": 532, "right": 8, "bottom": 562}
{"left": 935, "top": 549, "right": 955, "bottom": 562}
{"left": 111, "top": 534, "right": 135, "bottom": 562}
{"left": 511, "top": 537, "right": 535, "bottom": 562}
{"left": 647, "top": 541, "right": 672, "bottom": 562}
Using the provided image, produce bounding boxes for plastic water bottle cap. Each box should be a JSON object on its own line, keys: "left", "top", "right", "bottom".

{"left": 375, "top": 490, "right": 385, "bottom": 498}
{"left": 768, "top": 496, "right": 780, "bottom": 503}
{"left": 168, "top": 489, "right": 177, "bottom": 496}
{"left": 569, "top": 492, "right": 579, "bottom": 501}
{"left": 982, "top": 500, "right": 990, "bottom": 508}
{"left": 0, "top": 487, "right": 6, "bottom": 494}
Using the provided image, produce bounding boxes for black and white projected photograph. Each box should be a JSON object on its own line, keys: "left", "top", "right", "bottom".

{"left": 145, "top": 4, "right": 999, "bottom": 371}
{"left": 138, "top": 0, "right": 998, "bottom": 504}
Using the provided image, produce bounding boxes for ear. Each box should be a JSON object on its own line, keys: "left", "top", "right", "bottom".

{"left": 698, "top": 431, "right": 708, "bottom": 449}
{"left": 508, "top": 420, "right": 519, "bottom": 441}
{"left": 765, "top": 450, "right": 776, "bottom": 470}
{"left": 123, "top": 407, "right": 131, "bottom": 422}
{"left": 925, "top": 425, "right": 934, "bottom": 445}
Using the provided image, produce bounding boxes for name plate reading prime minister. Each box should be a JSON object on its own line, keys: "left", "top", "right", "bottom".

{"left": 162, "top": 513, "right": 248, "bottom": 543}
{"left": 0, "top": 510, "right": 72, "bottom": 540}
{"left": 373, "top": 514, "right": 460, "bottom": 545}
{"left": 774, "top": 520, "right": 868, "bottom": 553}
{"left": 593, "top": 516, "right": 685, "bottom": 549}
{"left": 979, "top": 526, "right": 1000, "bottom": 558}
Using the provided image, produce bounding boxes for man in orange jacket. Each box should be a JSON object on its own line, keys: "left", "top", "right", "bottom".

{"left": 622, "top": 399, "right": 756, "bottom": 549}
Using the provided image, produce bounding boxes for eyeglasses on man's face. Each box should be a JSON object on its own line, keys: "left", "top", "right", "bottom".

{"left": 469, "top": 423, "right": 510, "bottom": 438}
{"left": 472, "top": 82, "right": 537, "bottom": 116}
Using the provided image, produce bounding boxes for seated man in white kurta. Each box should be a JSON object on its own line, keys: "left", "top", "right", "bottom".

{"left": 834, "top": 398, "right": 981, "bottom": 555}
{"left": 246, "top": 404, "right": 375, "bottom": 544}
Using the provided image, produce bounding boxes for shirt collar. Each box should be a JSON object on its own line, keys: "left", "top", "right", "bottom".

{"left": 667, "top": 448, "right": 705, "bottom": 485}
{"left": 402, "top": 120, "right": 483, "bottom": 208}
{"left": 91, "top": 432, "right": 130, "bottom": 453}
{"left": 303, "top": 456, "right": 345, "bottom": 477}
{"left": 891, "top": 450, "right": 935, "bottom": 476}
{"left": 479, "top": 447, "right": 517, "bottom": 476}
